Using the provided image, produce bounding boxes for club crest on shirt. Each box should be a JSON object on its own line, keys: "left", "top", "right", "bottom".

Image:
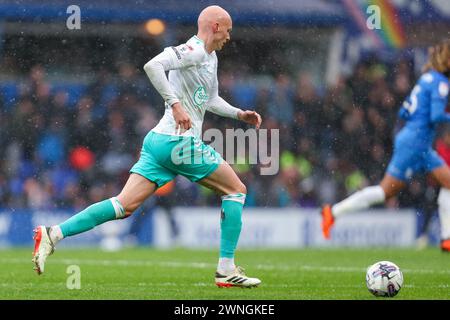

{"left": 193, "top": 86, "right": 209, "bottom": 107}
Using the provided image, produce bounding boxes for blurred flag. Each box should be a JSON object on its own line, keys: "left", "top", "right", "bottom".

{"left": 342, "top": 0, "right": 406, "bottom": 50}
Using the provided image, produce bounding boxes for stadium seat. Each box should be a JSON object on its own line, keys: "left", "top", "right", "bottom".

{"left": 231, "top": 83, "right": 257, "bottom": 109}
{"left": 0, "top": 82, "right": 19, "bottom": 111}
{"left": 51, "top": 83, "right": 87, "bottom": 108}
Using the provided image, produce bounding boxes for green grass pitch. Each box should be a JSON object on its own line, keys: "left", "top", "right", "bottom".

{"left": 0, "top": 247, "right": 448, "bottom": 299}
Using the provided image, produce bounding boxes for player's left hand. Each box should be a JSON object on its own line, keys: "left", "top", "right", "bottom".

{"left": 238, "top": 110, "right": 262, "bottom": 129}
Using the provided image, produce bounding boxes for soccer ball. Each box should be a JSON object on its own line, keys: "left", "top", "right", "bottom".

{"left": 366, "top": 261, "right": 403, "bottom": 297}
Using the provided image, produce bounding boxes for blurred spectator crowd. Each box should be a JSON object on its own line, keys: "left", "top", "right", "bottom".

{"left": 0, "top": 55, "right": 439, "bottom": 211}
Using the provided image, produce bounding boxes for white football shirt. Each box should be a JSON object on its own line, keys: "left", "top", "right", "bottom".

{"left": 151, "top": 35, "right": 220, "bottom": 138}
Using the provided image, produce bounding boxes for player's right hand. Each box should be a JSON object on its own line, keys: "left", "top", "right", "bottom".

{"left": 172, "top": 102, "right": 192, "bottom": 133}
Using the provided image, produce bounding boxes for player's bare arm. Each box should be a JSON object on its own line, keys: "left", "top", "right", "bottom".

{"left": 171, "top": 102, "right": 192, "bottom": 131}
{"left": 238, "top": 110, "right": 262, "bottom": 129}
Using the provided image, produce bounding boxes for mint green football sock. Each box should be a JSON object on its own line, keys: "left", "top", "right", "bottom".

{"left": 59, "top": 197, "right": 125, "bottom": 238}
{"left": 220, "top": 193, "right": 246, "bottom": 258}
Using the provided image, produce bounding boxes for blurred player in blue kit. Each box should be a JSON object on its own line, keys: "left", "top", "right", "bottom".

{"left": 322, "top": 39, "right": 450, "bottom": 252}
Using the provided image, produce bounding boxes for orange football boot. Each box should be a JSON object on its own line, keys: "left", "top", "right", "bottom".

{"left": 321, "top": 204, "right": 335, "bottom": 240}
{"left": 441, "top": 239, "right": 450, "bottom": 252}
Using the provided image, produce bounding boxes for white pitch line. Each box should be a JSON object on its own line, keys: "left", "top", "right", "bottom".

{"left": 0, "top": 258, "right": 215, "bottom": 269}
{"left": 1, "top": 258, "right": 449, "bottom": 275}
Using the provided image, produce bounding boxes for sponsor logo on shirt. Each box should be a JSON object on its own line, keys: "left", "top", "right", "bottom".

{"left": 193, "top": 86, "right": 208, "bottom": 107}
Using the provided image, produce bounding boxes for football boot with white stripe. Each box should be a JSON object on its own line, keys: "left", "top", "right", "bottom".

{"left": 215, "top": 266, "right": 261, "bottom": 288}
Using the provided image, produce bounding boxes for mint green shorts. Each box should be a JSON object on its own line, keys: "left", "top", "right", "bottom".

{"left": 130, "top": 131, "right": 223, "bottom": 187}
